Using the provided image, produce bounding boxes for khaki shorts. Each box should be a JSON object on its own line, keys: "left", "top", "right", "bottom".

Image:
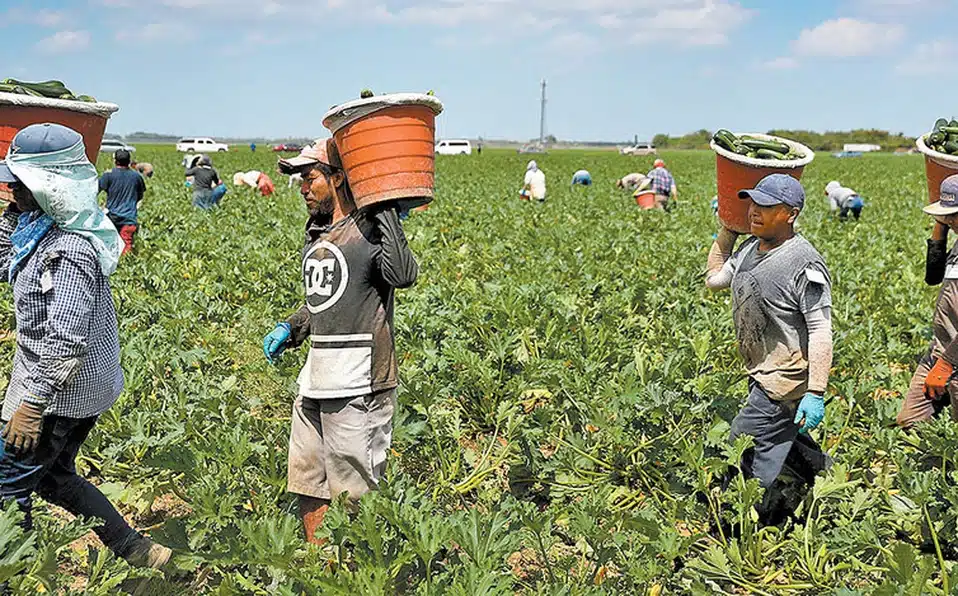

{"left": 897, "top": 357, "right": 958, "bottom": 428}
{"left": 287, "top": 388, "right": 396, "bottom": 502}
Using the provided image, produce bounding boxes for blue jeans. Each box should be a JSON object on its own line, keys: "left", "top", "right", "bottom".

{"left": 0, "top": 415, "right": 139, "bottom": 556}
{"left": 192, "top": 188, "right": 215, "bottom": 210}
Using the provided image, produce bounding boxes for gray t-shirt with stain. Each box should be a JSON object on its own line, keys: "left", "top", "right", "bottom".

{"left": 728, "top": 235, "right": 832, "bottom": 401}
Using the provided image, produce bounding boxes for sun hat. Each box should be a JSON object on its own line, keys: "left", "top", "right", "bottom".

{"left": 653, "top": 158, "right": 665, "bottom": 168}
{"left": 738, "top": 173, "right": 805, "bottom": 210}
{"left": 924, "top": 174, "right": 958, "bottom": 216}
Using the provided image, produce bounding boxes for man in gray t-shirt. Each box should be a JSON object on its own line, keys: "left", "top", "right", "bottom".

{"left": 706, "top": 174, "right": 834, "bottom": 524}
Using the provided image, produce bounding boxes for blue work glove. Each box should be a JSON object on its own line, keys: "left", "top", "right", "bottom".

{"left": 793, "top": 393, "right": 825, "bottom": 434}
{"left": 263, "top": 323, "right": 291, "bottom": 363}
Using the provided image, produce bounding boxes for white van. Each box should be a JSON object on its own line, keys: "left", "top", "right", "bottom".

{"left": 176, "top": 137, "right": 229, "bottom": 153}
{"left": 435, "top": 139, "right": 472, "bottom": 155}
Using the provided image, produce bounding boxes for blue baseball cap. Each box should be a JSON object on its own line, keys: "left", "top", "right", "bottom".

{"left": 0, "top": 123, "right": 84, "bottom": 183}
{"left": 738, "top": 173, "right": 805, "bottom": 210}
{"left": 924, "top": 174, "right": 958, "bottom": 216}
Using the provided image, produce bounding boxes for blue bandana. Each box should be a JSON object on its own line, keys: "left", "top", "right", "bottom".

{"left": 9, "top": 211, "right": 55, "bottom": 281}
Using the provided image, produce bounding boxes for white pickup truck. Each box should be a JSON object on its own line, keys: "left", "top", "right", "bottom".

{"left": 176, "top": 137, "right": 229, "bottom": 152}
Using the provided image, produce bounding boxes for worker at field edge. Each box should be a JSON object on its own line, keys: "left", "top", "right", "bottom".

{"left": 0, "top": 124, "right": 171, "bottom": 571}
{"left": 706, "top": 173, "right": 833, "bottom": 525}
{"left": 98, "top": 149, "right": 145, "bottom": 256}
{"left": 825, "top": 180, "right": 864, "bottom": 221}
{"left": 262, "top": 138, "right": 418, "bottom": 545}
{"left": 521, "top": 160, "right": 546, "bottom": 202}
{"left": 898, "top": 175, "right": 958, "bottom": 428}
{"left": 647, "top": 158, "right": 677, "bottom": 210}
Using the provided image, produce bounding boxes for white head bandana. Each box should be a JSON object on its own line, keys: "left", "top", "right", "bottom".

{"left": 6, "top": 138, "right": 122, "bottom": 276}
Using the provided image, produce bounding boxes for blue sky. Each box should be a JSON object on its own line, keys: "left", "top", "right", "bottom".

{"left": 1, "top": 0, "right": 955, "bottom": 142}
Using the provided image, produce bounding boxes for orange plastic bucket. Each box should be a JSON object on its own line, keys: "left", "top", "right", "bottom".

{"left": 635, "top": 190, "right": 657, "bottom": 210}
{"left": 710, "top": 133, "right": 814, "bottom": 234}
{"left": 323, "top": 93, "right": 443, "bottom": 211}
{"left": 0, "top": 93, "right": 119, "bottom": 163}
{"left": 916, "top": 135, "right": 958, "bottom": 203}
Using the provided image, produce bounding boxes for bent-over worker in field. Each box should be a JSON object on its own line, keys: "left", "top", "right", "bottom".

{"left": 131, "top": 161, "right": 154, "bottom": 179}
{"left": 706, "top": 173, "right": 833, "bottom": 525}
{"left": 571, "top": 169, "right": 593, "bottom": 187}
{"left": 521, "top": 160, "right": 546, "bottom": 201}
{"left": 98, "top": 149, "right": 145, "bottom": 255}
{"left": 0, "top": 124, "right": 170, "bottom": 569}
{"left": 647, "top": 158, "right": 677, "bottom": 210}
{"left": 185, "top": 154, "right": 222, "bottom": 210}
{"left": 825, "top": 180, "right": 864, "bottom": 221}
{"left": 262, "top": 139, "right": 419, "bottom": 544}
{"left": 897, "top": 175, "right": 958, "bottom": 428}
{"left": 616, "top": 172, "right": 649, "bottom": 192}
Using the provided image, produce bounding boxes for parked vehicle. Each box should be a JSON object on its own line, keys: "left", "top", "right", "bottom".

{"left": 435, "top": 139, "right": 472, "bottom": 155}
{"left": 99, "top": 139, "right": 136, "bottom": 153}
{"left": 620, "top": 142, "right": 656, "bottom": 156}
{"left": 176, "top": 137, "right": 229, "bottom": 152}
{"left": 273, "top": 143, "right": 303, "bottom": 152}
{"left": 517, "top": 142, "right": 547, "bottom": 155}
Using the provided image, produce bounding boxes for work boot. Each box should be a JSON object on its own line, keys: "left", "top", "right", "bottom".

{"left": 122, "top": 536, "right": 172, "bottom": 569}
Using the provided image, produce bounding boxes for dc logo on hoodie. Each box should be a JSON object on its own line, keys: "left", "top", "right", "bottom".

{"left": 303, "top": 241, "right": 349, "bottom": 313}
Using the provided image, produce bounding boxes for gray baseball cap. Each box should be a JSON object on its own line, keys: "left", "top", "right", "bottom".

{"left": 0, "top": 123, "right": 84, "bottom": 183}
{"left": 924, "top": 174, "right": 958, "bottom": 216}
{"left": 738, "top": 173, "right": 805, "bottom": 210}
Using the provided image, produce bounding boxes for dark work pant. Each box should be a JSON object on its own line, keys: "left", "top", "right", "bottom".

{"left": 0, "top": 415, "right": 139, "bottom": 556}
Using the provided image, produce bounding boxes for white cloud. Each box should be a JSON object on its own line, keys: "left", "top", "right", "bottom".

{"left": 547, "top": 31, "right": 601, "bottom": 55}
{"left": 792, "top": 18, "right": 904, "bottom": 57}
{"left": 850, "top": 0, "right": 946, "bottom": 16}
{"left": 116, "top": 22, "right": 193, "bottom": 42}
{"left": 37, "top": 30, "right": 91, "bottom": 54}
{"left": 762, "top": 56, "right": 799, "bottom": 70}
{"left": 3, "top": 7, "right": 68, "bottom": 27}
{"left": 895, "top": 40, "right": 957, "bottom": 76}
{"left": 631, "top": 0, "right": 753, "bottom": 46}
{"left": 95, "top": 0, "right": 753, "bottom": 51}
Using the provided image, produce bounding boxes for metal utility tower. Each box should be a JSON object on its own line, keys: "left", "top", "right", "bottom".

{"left": 539, "top": 78, "right": 547, "bottom": 145}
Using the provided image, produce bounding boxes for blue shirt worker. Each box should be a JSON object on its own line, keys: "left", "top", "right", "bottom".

{"left": 571, "top": 169, "right": 592, "bottom": 187}
{"left": 647, "top": 158, "right": 678, "bottom": 210}
{"left": 705, "top": 174, "right": 833, "bottom": 526}
{"left": 98, "top": 149, "right": 145, "bottom": 255}
{"left": 0, "top": 124, "right": 170, "bottom": 571}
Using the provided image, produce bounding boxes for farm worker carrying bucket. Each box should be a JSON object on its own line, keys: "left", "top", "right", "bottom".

{"left": 265, "top": 135, "right": 420, "bottom": 545}
{"left": 705, "top": 174, "right": 833, "bottom": 526}
{"left": 897, "top": 175, "right": 958, "bottom": 428}
{"left": 0, "top": 123, "right": 172, "bottom": 570}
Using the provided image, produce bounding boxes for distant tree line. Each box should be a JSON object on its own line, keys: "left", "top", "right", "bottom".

{"left": 652, "top": 129, "right": 916, "bottom": 151}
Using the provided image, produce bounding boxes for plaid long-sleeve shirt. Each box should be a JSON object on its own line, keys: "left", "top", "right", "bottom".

{"left": 0, "top": 209, "right": 123, "bottom": 421}
{"left": 647, "top": 167, "right": 675, "bottom": 197}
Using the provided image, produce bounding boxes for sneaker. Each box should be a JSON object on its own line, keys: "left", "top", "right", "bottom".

{"left": 123, "top": 537, "right": 172, "bottom": 569}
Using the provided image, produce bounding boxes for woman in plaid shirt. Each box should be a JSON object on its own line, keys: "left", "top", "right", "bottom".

{"left": 0, "top": 124, "right": 170, "bottom": 572}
